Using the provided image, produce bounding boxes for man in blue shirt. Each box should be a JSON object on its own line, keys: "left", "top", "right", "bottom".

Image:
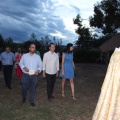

{"left": 19, "top": 44, "right": 42, "bottom": 107}
{"left": 0, "top": 46, "right": 14, "bottom": 89}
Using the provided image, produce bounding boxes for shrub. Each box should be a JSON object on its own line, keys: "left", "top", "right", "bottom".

{"left": 74, "top": 48, "right": 101, "bottom": 63}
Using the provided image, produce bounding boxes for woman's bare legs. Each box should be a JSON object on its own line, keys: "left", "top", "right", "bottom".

{"left": 70, "top": 78, "right": 76, "bottom": 100}
{"left": 62, "top": 78, "right": 66, "bottom": 97}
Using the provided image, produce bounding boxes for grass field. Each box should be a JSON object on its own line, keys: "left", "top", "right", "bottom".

{"left": 0, "top": 63, "right": 107, "bottom": 120}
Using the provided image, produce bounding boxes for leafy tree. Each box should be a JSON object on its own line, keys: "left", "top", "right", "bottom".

{"left": 53, "top": 36, "right": 62, "bottom": 52}
{"left": 53, "top": 36, "right": 62, "bottom": 46}
{"left": 5, "top": 37, "right": 14, "bottom": 47}
{"left": 39, "top": 36, "right": 52, "bottom": 51}
{"left": 0, "top": 34, "right": 5, "bottom": 49}
{"left": 30, "top": 33, "right": 36, "bottom": 41}
{"left": 0, "top": 33, "right": 64, "bottom": 57}
{"left": 73, "top": 15, "right": 91, "bottom": 49}
{"left": 4, "top": 37, "right": 16, "bottom": 52}
{"left": 90, "top": 0, "right": 120, "bottom": 37}
{"left": 92, "top": 36, "right": 107, "bottom": 49}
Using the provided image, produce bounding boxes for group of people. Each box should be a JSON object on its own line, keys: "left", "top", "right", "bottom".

{"left": 0, "top": 43, "right": 76, "bottom": 107}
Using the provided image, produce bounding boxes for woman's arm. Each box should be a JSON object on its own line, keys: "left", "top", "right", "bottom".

{"left": 72, "top": 61, "right": 75, "bottom": 69}
{"left": 72, "top": 52, "right": 75, "bottom": 69}
{"left": 62, "top": 53, "right": 65, "bottom": 74}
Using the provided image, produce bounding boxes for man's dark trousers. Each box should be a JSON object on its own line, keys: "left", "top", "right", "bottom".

{"left": 2, "top": 65, "right": 13, "bottom": 88}
{"left": 0, "top": 61, "right": 2, "bottom": 71}
{"left": 22, "top": 73, "right": 38, "bottom": 103}
{"left": 46, "top": 73, "right": 56, "bottom": 99}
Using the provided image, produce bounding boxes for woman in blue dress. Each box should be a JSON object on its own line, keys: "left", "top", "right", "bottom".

{"left": 60, "top": 43, "right": 76, "bottom": 100}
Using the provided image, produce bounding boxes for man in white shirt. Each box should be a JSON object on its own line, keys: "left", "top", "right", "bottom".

{"left": 43, "top": 43, "right": 59, "bottom": 102}
{"left": 19, "top": 44, "right": 42, "bottom": 106}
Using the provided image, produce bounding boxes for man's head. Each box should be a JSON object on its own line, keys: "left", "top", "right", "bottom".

{"left": 17, "top": 48, "right": 21, "bottom": 53}
{"left": 29, "top": 44, "right": 36, "bottom": 53}
{"left": 5, "top": 46, "right": 11, "bottom": 53}
{"left": 49, "top": 43, "right": 55, "bottom": 52}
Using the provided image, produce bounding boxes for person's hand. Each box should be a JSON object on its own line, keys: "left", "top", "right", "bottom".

{"left": 35, "top": 70, "right": 40, "bottom": 75}
{"left": 23, "top": 67, "right": 29, "bottom": 72}
{"left": 62, "top": 71, "right": 64, "bottom": 76}
{"left": 56, "top": 71, "right": 59, "bottom": 77}
{"left": 43, "top": 72, "right": 46, "bottom": 78}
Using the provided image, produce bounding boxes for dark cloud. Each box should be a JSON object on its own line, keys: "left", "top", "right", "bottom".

{"left": 0, "top": 0, "right": 77, "bottom": 44}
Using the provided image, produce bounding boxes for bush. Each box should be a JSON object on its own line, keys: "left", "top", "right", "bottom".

{"left": 74, "top": 48, "right": 101, "bottom": 63}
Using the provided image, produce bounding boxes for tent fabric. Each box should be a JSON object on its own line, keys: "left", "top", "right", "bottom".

{"left": 100, "top": 33, "right": 120, "bottom": 52}
{"left": 92, "top": 48, "right": 120, "bottom": 120}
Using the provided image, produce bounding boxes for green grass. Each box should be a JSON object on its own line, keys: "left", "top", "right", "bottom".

{"left": 0, "top": 63, "right": 106, "bottom": 120}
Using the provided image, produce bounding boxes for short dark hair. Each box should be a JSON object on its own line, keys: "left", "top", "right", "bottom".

{"left": 5, "top": 46, "right": 10, "bottom": 49}
{"left": 29, "top": 43, "right": 36, "bottom": 48}
{"left": 49, "top": 43, "right": 55, "bottom": 47}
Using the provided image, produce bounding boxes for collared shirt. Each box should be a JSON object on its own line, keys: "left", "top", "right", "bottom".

{"left": 19, "top": 53, "right": 42, "bottom": 74}
{"left": 0, "top": 51, "right": 14, "bottom": 65}
{"left": 43, "top": 51, "right": 59, "bottom": 74}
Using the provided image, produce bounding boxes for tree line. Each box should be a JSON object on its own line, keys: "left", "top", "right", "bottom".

{"left": 0, "top": 33, "right": 63, "bottom": 58}
{"left": 73, "top": 0, "right": 120, "bottom": 49}
{"left": 0, "top": 0, "right": 120, "bottom": 63}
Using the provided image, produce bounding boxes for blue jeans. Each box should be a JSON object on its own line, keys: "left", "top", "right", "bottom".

{"left": 22, "top": 73, "right": 38, "bottom": 103}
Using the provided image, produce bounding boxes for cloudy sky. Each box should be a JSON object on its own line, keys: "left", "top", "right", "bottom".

{"left": 0, "top": 0, "right": 101, "bottom": 44}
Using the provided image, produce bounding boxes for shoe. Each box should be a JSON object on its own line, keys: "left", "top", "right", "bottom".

{"left": 72, "top": 96, "right": 76, "bottom": 100}
{"left": 30, "top": 103, "right": 35, "bottom": 106}
{"left": 22, "top": 99, "right": 26, "bottom": 103}
{"left": 51, "top": 96, "right": 55, "bottom": 99}
{"left": 8, "top": 87, "right": 12, "bottom": 89}
{"left": 62, "top": 93, "right": 65, "bottom": 97}
{"left": 48, "top": 98, "right": 52, "bottom": 102}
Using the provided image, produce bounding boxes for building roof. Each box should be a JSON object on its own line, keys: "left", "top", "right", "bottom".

{"left": 100, "top": 33, "right": 120, "bottom": 52}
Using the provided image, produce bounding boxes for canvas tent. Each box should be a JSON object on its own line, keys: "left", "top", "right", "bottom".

{"left": 100, "top": 33, "right": 120, "bottom": 52}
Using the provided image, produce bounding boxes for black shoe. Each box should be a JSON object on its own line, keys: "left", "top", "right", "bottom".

{"left": 48, "top": 98, "right": 52, "bottom": 102}
{"left": 8, "top": 87, "right": 12, "bottom": 89}
{"left": 22, "top": 99, "right": 26, "bottom": 103}
{"left": 51, "top": 96, "right": 55, "bottom": 99}
{"left": 30, "top": 103, "right": 35, "bottom": 106}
